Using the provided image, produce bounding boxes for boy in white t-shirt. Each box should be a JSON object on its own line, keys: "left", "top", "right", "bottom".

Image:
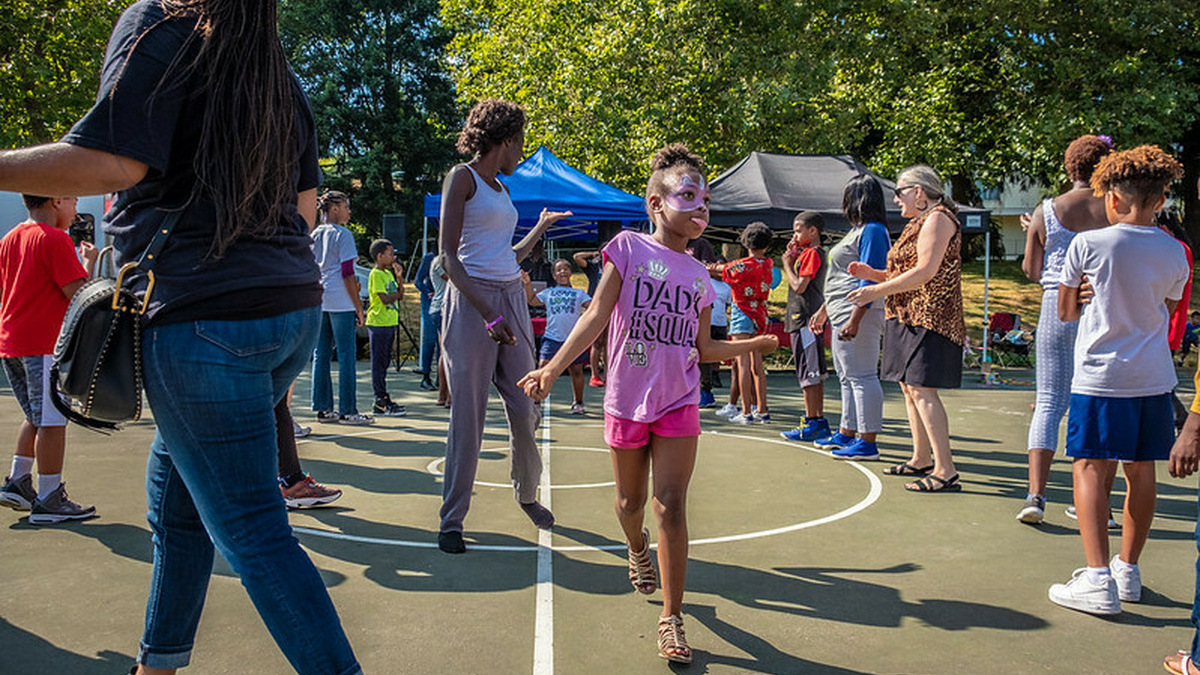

{"left": 523, "top": 259, "right": 591, "bottom": 413}
{"left": 1049, "top": 145, "right": 1188, "bottom": 616}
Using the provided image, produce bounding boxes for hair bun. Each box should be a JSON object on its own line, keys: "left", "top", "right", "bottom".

{"left": 650, "top": 143, "right": 703, "bottom": 173}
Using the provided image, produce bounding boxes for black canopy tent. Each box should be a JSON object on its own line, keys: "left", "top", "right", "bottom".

{"left": 708, "top": 151, "right": 1003, "bottom": 364}
{"left": 708, "top": 152, "right": 990, "bottom": 235}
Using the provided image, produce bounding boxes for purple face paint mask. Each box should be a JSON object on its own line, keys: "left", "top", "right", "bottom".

{"left": 664, "top": 174, "right": 709, "bottom": 212}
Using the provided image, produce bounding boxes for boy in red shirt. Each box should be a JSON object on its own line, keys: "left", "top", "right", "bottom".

{"left": 709, "top": 221, "right": 775, "bottom": 423}
{"left": 0, "top": 194, "right": 97, "bottom": 524}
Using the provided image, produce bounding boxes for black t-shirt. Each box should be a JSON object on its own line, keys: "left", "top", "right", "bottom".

{"left": 784, "top": 247, "right": 828, "bottom": 333}
{"left": 62, "top": 0, "right": 322, "bottom": 324}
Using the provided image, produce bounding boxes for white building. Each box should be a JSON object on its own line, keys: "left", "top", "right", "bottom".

{"left": 978, "top": 180, "right": 1049, "bottom": 260}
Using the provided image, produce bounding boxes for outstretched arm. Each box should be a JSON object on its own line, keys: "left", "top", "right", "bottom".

{"left": 697, "top": 307, "right": 778, "bottom": 363}
{"left": 0, "top": 143, "right": 148, "bottom": 196}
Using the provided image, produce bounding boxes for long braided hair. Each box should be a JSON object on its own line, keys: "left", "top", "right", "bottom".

{"left": 160, "top": 0, "right": 299, "bottom": 259}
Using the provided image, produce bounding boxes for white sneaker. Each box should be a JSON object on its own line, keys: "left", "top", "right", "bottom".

{"left": 715, "top": 404, "right": 739, "bottom": 418}
{"left": 1048, "top": 569, "right": 1120, "bottom": 615}
{"left": 570, "top": 402, "right": 586, "bottom": 415}
{"left": 292, "top": 421, "right": 312, "bottom": 439}
{"left": 1110, "top": 555, "right": 1141, "bottom": 602}
{"left": 728, "top": 413, "right": 755, "bottom": 424}
{"left": 338, "top": 413, "right": 374, "bottom": 426}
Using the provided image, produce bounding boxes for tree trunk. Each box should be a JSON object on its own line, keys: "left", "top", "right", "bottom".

{"left": 1181, "top": 117, "right": 1200, "bottom": 248}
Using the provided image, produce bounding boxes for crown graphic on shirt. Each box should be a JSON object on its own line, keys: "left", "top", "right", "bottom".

{"left": 647, "top": 259, "right": 669, "bottom": 281}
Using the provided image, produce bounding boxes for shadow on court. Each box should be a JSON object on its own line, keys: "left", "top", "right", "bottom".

{"left": 0, "top": 617, "right": 133, "bottom": 675}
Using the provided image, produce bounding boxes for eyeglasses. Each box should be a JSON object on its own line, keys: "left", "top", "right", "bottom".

{"left": 894, "top": 185, "right": 917, "bottom": 198}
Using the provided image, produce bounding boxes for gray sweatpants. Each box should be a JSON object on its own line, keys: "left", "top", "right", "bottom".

{"left": 830, "top": 308, "right": 885, "bottom": 434}
{"left": 439, "top": 277, "right": 542, "bottom": 534}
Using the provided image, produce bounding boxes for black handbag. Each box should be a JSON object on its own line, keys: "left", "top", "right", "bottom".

{"left": 49, "top": 213, "right": 179, "bottom": 431}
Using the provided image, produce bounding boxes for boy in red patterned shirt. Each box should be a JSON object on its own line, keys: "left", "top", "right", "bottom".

{"left": 709, "top": 222, "right": 775, "bottom": 423}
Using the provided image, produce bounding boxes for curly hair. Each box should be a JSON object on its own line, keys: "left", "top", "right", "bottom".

{"left": 1064, "top": 135, "right": 1114, "bottom": 182}
{"left": 645, "top": 143, "right": 705, "bottom": 204}
{"left": 456, "top": 99, "right": 526, "bottom": 156}
{"left": 739, "top": 221, "right": 775, "bottom": 251}
{"left": 1090, "top": 145, "right": 1183, "bottom": 207}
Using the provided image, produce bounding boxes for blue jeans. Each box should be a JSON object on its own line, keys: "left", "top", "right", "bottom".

{"left": 139, "top": 308, "right": 360, "bottom": 674}
{"left": 312, "top": 310, "right": 359, "bottom": 415}
{"left": 418, "top": 295, "right": 438, "bottom": 376}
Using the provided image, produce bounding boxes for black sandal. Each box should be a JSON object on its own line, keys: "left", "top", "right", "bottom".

{"left": 905, "top": 473, "right": 961, "bottom": 493}
{"left": 883, "top": 462, "right": 934, "bottom": 477}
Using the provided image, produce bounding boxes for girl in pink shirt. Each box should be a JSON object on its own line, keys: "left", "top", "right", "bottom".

{"left": 520, "top": 144, "right": 777, "bottom": 664}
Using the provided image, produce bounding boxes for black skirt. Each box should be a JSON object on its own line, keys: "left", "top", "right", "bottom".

{"left": 881, "top": 319, "right": 963, "bottom": 389}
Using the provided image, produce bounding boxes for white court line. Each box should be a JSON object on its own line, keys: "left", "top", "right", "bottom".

{"left": 291, "top": 431, "right": 882, "bottom": 552}
{"left": 532, "top": 398, "right": 554, "bottom": 675}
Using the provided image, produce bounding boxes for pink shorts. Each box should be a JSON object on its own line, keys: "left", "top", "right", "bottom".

{"left": 604, "top": 405, "right": 701, "bottom": 449}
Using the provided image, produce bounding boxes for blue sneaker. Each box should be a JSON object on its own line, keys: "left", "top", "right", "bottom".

{"left": 698, "top": 390, "right": 716, "bottom": 408}
{"left": 780, "top": 417, "right": 831, "bottom": 442}
{"left": 831, "top": 438, "right": 880, "bottom": 461}
{"left": 813, "top": 431, "right": 856, "bottom": 450}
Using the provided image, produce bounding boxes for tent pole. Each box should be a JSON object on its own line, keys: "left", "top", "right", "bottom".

{"left": 981, "top": 227, "right": 991, "bottom": 369}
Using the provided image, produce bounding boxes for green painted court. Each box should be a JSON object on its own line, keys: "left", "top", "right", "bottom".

{"left": 2, "top": 367, "right": 1197, "bottom": 674}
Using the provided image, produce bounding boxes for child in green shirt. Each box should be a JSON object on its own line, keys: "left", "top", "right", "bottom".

{"left": 368, "top": 238, "right": 406, "bottom": 416}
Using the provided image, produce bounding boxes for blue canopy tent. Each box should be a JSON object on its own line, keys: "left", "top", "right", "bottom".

{"left": 421, "top": 146, "right": 648, "bottom": 255}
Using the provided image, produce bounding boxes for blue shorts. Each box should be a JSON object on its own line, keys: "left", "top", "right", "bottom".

{"left": 1066, "top": 393, "right": 1174, "bottom": 462}
{"left": 729, "top": 305, "right": 757, "bottom": 335}
{"left": 539, "top": 337, "right": 589, "bottom": 366}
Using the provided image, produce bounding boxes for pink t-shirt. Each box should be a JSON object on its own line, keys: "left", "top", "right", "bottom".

{"left": 602, "top": 231, "right": 715, "bottom": 422}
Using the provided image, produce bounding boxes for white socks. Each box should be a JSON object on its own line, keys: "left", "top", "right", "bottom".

{"left": 10, "top": 455, "right": 34, "bottom": 480}
{"left": 37, "top": 474, "right": 62, "bottom": 500}
{"left": 1085, "top": 566, "right": 1112, "bottom": 585}
{"left": 1111, "top": 555, "right": 1137, "bottom": 572}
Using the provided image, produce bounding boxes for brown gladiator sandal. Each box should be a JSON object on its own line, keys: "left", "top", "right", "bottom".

{"left": 627, "top": 528, "right": 657, "bottom": 595}
{"left": 657, "top": 614, "right": 692, "bottom": 663}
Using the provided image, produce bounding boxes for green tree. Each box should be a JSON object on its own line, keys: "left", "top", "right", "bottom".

{"left": 0, "top": 0, "right": 124, "bottom": 147}
{"left": 280, "top": 0, "right": 461, "bottom": 255}
{"left": 444, "top": 0, "right": 1199, "bottom": 227}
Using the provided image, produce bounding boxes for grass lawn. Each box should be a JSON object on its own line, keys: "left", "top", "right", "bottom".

{"left": 764, "top": 258, "right": 1044, "bottom": 343}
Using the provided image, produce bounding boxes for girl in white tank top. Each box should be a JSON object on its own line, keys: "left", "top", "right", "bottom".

{"left": 457, "top": 165, "right": 521, "bottom": 281}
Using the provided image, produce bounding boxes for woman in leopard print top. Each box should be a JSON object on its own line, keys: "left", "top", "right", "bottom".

{"left": 848, "top": 165, "right": 965, "bottom": 493}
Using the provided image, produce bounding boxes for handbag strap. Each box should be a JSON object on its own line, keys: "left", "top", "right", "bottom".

{"left": 135, "top": 210, "right": 183, "bottom": 272}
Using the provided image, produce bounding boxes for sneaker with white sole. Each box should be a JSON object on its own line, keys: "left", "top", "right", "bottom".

{"left": 570, "top": 402, "right": 586, "bottom": 415}
{"left": 28, "top": 483, "right": 96, "bottom": 525}
{"left": 0, "top": 473, "right": 36, "bottom": 511}
{"left": 281, "top": 474, "right": 343, "bottom": 509}
{"left": 1110, "top": 555, "right": 1141, "bottom": 602}
{"left": 728, "top": 413, "right": 755, "bottom": 424}
{"left": 753, "top": 412, "right": 771, "bottom": 424}
{"left": 292, "top": 421, "right": 312, "bottom": 439}
{"left": 1016, "top": 495, "right": 1046, "bottom": 525}
{"left": 1048, "top": 568, "right": 1120, "bottom": 615}
{"left": 1064, "top": 506, "right": 1120, "bottom": 529}
{"left": 338, "top": 413, "right": 374, "bottom": 426}
{"left": 714, "top": 403, "right": 739, "bottom": 418}
{"left": 316, "top": 410, "right": 340, "bottom": 423}
{"left": 373, "top": 398, "right": 407, "bottom": 417}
